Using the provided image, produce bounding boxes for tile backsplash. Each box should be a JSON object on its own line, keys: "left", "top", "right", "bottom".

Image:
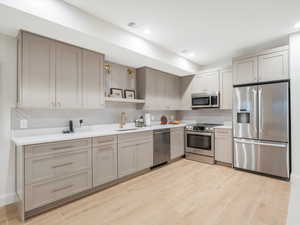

{"left": 176, "top": 109, "right": 232, "bottom": 124}
{"left": 12, "top": 104, "right": 177, "bottom": 129}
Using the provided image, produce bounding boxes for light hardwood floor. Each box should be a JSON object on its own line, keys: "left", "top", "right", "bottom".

{"left": 0, "top": 159, "right": 290, "bottom": 225}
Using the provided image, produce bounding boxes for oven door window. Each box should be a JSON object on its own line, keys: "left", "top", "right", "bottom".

{"left": 192, "top": 97, "right": 210, "bottom": 106}
{"left": 187, "top": 134, "right": 211, "bottom": 150}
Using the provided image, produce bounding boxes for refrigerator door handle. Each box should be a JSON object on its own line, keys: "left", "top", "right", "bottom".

{"left": 252, "top": 88, "right": 257, "bottom": 134}
{"left": 258, "top": 87, "right": 263, "bottom": 135}
{"left": 234, "top": 139, "right": 287, "bottom": 148}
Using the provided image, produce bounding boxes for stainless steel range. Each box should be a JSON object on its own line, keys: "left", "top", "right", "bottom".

{"left": 185, "top": 123, "right": 222, "bottom": 164}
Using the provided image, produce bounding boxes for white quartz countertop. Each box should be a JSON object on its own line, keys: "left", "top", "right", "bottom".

{"left": 11, "top": 122, "right": 193, "bottom": 146}
{"left": 214, "top": 124, "right": 232, "bottom": 129}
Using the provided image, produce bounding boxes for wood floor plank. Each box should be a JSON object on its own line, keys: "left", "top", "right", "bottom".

{"left": 0, "top": 159, "right": 290, "bottom": 225}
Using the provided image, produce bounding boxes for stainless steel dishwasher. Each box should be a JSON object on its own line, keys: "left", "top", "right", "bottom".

{"left": 153, "top": 129, "right": 170, "bottom": 166}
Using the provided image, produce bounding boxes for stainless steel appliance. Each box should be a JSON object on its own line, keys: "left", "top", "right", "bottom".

{"left": 153, "top": 129, "right": 170, "bottom": 166}
{"left": 191, "top": 92, "right": 219, "bottom": 109}
{"left": 185, "top": 123, "right": 222, "bottom": 164}
{"left": 233, "top": 81, "right": 290, "bottom": 178}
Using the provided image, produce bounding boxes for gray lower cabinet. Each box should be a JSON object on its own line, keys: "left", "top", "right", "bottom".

{"left": 92, "top": 136, "right": 118, "bottom": 187}
{"left": 136, "top": 140, "right": 154, "bottom": 171}
{"left": 25, "top": 170, "right": 92, "bottom": 211}
{"left": 118, "top": 131, "right": 153, "bottom": 178}
{"left": 19, "top": 138, "right": 93, "bottom": 213}
{"left": 215, "top": 128, "right": 232, "bottom": 164}
{"left": 16, "top": 132, "right": 155, "bottom": 220}
{"left": 170, "top": 127, "right": 185, "bottom": 159}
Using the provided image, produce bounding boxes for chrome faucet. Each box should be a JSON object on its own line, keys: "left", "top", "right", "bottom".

{"left": 120, "top": 112, "right": 127, "bottom": 128}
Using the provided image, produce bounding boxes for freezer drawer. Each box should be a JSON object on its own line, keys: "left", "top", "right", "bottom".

{"left": 233, "top": 138, "right": 289, "bottom": 178}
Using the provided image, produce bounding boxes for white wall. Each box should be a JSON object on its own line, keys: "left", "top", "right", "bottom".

{"left": 0, "top": 33, "right": 17, "bottom": 206}
{"left": 0, "top": 0, "right": 201, "bottom": 75}
{"left": 287, "top": 31, "right": 300, "bottom": 225}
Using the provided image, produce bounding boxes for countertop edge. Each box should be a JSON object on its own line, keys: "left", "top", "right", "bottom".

{"left": 12, "top": 124, "right": 189, "bottom": 147}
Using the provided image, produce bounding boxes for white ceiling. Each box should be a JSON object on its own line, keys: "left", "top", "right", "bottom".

{"left": 64, "top": 0, "right": 300, "bottom": 65}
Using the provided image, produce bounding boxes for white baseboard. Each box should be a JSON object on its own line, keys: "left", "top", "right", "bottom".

{"left": 0, "top": 193, "right": 16, "bottom": 207}
{"left": 291, "top": 173, "right": 300, "bottom": 187}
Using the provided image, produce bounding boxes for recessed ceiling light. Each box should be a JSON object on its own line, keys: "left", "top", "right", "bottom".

{"left": 188, "top": 52, "right": 195, "bottom": 57}
{"left": 294, "top": 21, "right": 300, "bottom": 29}
{"left": 128, "top": 22, "right": 137, "bottom": 28}
{"left": 144, "top": 29, "right": 151, "bottom": 34}
{"left": 181, "top": 49, "right": 189, "bottom": 54}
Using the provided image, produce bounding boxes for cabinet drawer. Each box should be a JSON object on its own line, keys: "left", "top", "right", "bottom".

{"left": 25, "top": 149, "right": 92, "bottom": 184}
{"left": 215, "top": 128, "right": 232, "bottom": 135}
{"left": 171, "top": 127, "right": 184, "bottom": 133}
{"left": 93, "top": 135, "right": 117, "bottom": 146}
{"left": 25, "top": 138, "right": 91, "bottom": 157}
{"left": 25, "top": 170, "right": 92, "bottom": 211}
{"left": 118, "top": 131, "right": 153, "bottom": 144}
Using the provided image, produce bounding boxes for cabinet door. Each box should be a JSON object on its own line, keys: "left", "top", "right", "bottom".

{"left": 21, "top": 32, "right": 55, "bottom": 108}
{"left": 220, "top": 70, "right": 233, "bottom": 110}
{"left": 180, "top": 76, "right": 193, "bottom": 109}
{"left": 171, "top": 128, "right": 185, "bottom": 159}
{"left": 118, "top": 143, "right": 137, "bottom": 178}
{"left": 93, "top": 143, "right": 118, "bottom": 187}
{"left": 55, "top": 42, "right": 82, "bottom": 108}
{"left": 233, "top": 57, "right": 258, "bottom": 85}
{"left": 82, "top": 50, "right": 104, "bottom": 108}
{"left": 136, "top": 141, "right": 153, "bottom": 171}
{"left": 215, "top": 129, "right": 232, "bottom": 164}
{"left": 192, "top": 71, "right": 219, "bottom": 93}
{"left": 258, "top": 50, "right": 289, "bottom": 82}
{"left": 144, "top": 69, "right": 158, "bottom": 110}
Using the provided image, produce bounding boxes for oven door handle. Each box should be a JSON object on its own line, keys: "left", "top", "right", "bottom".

{"left": 185, "top": 131, "right": 212, "bottom": 136}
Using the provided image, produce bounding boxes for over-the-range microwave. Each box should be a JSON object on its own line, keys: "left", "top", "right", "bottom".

{"left": 191, "top": 92, "right": 220, "bottom": 109}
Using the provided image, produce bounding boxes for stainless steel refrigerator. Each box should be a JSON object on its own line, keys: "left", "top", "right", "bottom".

{"left": 233, "top": 81, "right": 290, "bottom": 178}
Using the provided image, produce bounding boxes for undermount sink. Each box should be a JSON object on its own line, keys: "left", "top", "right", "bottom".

{"left": 116, "top": 128, "right": 139, "bottom": 132}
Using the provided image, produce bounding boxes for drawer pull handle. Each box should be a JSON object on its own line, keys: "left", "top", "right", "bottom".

{"left": 52, "top": 162, "right": 73, "bottom": 168}
{"left": 52, "top": 184, "right": 73, "bottom": 193}
{"left": 52, "top": 146, "right": 74, "bottom": 151}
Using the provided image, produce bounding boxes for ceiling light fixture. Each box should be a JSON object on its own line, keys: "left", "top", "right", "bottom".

{"left": 128, "top": 22, "right": 137, "bottom": 28}
{"left": 143, "top": 29, "right": 151, "bottom": 34}
{"left": 294, "top": 21, "right": 300, "bottom": 29}
{"left": 188, "top": 52, "right": 195, "bottom": 57}
{"left": 181, "top": 50, "right": 195, "bottom": 58}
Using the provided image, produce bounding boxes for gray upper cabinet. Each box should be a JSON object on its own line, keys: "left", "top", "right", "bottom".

{"left": 258, "top": 50, "right": 289, "bottom": 82}
{"left": 180, "top": 75, "right": 193, "bottom": 110}
{"left": 220, "top": 69, "right": 233, "bottom": 110}
{"left": 233, "top": 46, "right": 289, "bottom": 85}
{"left": 82, "top": 50, "right": 104, "bottom": 108}
{"left": 136, "top": 67, "right": 181, "bottom": 110}
{"left": 55, "top": 42, "right": 83, "bottom": 108}
{"left": 233, "top": 56, "right": 258, "bottom": 85}
{"left": 18, "top": 31, "right": 105, "bottom": 109}
{"left": 19, "top": 32, "right": 56, "bottom": 108}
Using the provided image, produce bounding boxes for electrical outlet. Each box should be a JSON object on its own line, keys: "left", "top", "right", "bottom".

{"left": 151, "top": 116, "right": 155, "bottom": 121}
{"left": 20, "top": 119, "right": 28, "bottom": 129}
